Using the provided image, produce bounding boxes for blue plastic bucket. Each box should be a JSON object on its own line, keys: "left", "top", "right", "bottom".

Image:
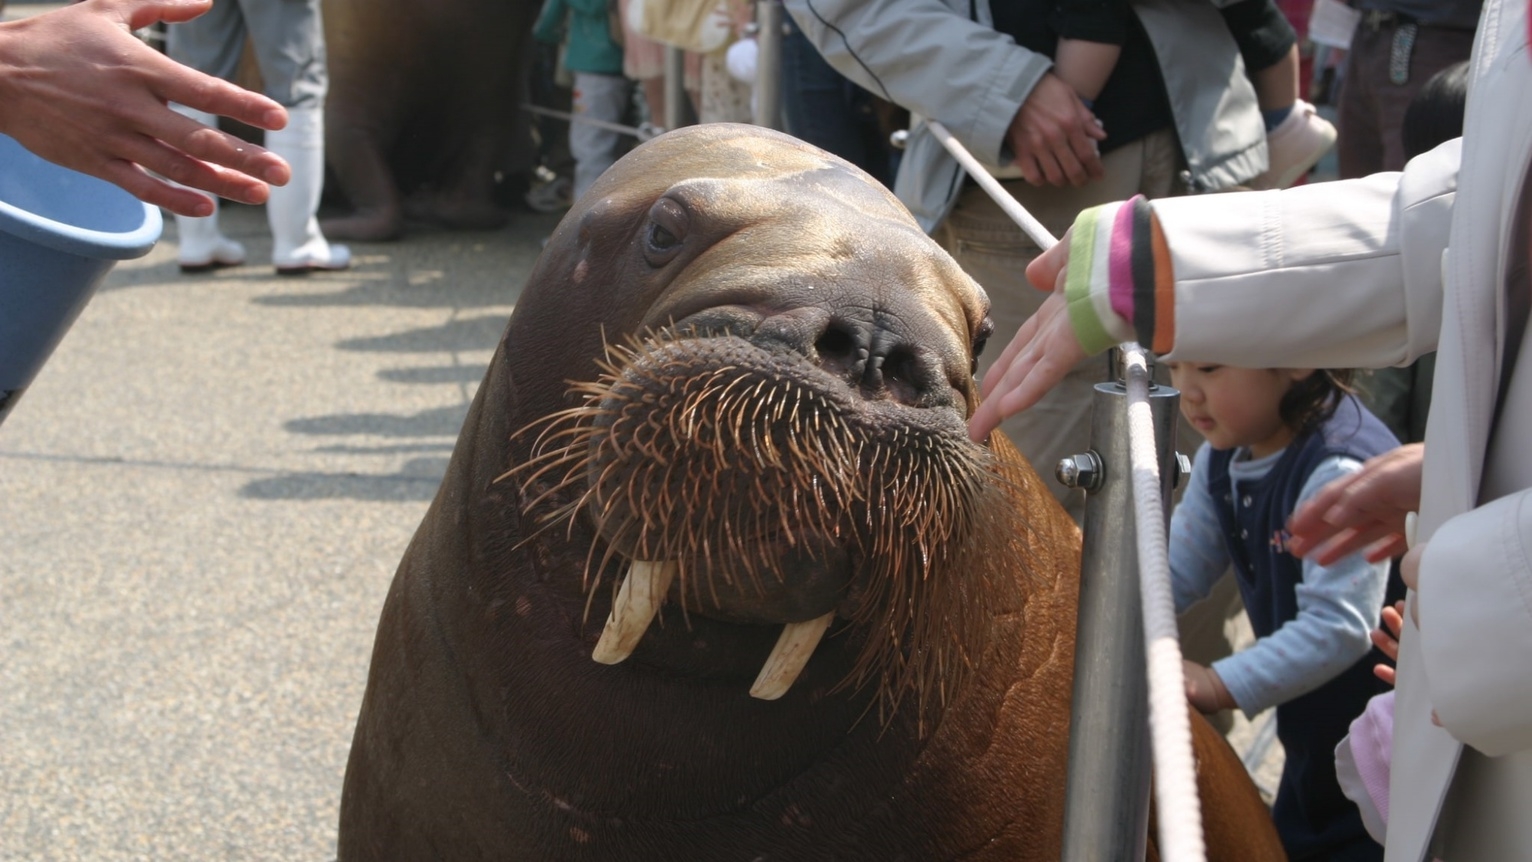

{"left": 0, "top": 132, "right": 162, "bottom": 426}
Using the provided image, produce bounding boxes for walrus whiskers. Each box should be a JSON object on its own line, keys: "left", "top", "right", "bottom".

{"left": 502, "top": 330, "right": 1006, "bottom": 714}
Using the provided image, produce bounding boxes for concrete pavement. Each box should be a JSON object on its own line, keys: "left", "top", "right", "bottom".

{"left": 1, "top": 196, "right": 560, "bottom": 859}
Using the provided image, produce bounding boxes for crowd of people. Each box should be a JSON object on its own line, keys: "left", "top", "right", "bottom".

{"left": 2, "top": 0, "right": 1526, "bottom": 858}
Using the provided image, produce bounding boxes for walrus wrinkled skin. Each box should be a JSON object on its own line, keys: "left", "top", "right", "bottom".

{"left": 318, "top": 0, "right": 537, "bottom": 241}
{"left": 337, "top": 124, "right": 1286, "bottom": 861}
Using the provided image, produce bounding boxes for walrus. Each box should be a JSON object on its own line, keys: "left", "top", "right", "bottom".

{"left": 336, "top": 123, "right": 1286, "bottom": 860}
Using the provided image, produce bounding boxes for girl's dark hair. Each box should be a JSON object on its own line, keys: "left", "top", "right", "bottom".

{"left": 1279, "top": 369, "right": 1356, "bottom": 434}
{"left": 1402, "top": 61, "right": 1469, "bottom": 160}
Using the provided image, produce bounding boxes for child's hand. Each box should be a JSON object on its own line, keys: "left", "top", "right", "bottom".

{"left": 1371, "top": 599, "right": 1406, "bottom": 686}
{"left": 1182, "top": 661, "right": 1236, "bottom": 714}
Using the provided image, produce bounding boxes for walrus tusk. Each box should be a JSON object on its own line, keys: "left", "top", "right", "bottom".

{"left": 592, "top": 560, "right": 678, "bottom": 664}
{"left": 749, "top": 612, "right": 835, "bottom": 700}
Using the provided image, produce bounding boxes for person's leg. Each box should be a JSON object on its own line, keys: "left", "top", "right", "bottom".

{"left": 164, "top": 0, "right": 246, "bottom": 82}
{"left": 781, "top": 16, "right": 882, "bottom": 179}
{"left": 569, "top": 72, "right": 631, "bottom": 201}
{"left": 1221, "top": 0, "right": 1298, "bottom": 110}
{"left": 1252, "top": 44, "right": 1301, "bottom": 112}
{"left": 1335, "top": 20, "right": 1403, "bottom": 179}
{"left": 241, "top": 0, "right": 349, "bottom": 272}
{"left": 164, "top": 3, "right": 249, "bottom": 271}
{"left": 1373, "top": 26, "right": 1476, "bottom": 172}
{"left": 1224, "top": 0, "right": 1334, "bottom": 189}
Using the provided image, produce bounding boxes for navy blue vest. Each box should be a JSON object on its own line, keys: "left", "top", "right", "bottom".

{"left": 1208, "top": 395, "right": 1404, "bottom": 862}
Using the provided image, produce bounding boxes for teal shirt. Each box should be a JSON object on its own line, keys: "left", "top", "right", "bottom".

{"left": 533, "top": 0, "right": 625, "bottom": 76}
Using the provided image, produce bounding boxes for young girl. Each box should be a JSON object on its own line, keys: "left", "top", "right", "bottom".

{"left": 1166, "top": 362, "right": 1404, "bottom": 861}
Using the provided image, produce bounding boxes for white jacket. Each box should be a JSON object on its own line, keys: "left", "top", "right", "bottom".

{"left": 1139, "top": 0, "right": 1532, "bottom": 856}
{"left": 782, "top": 0, "right": 1267, "bottom": 231}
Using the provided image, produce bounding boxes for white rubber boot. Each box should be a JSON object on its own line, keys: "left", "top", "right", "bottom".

{"left": 265, "top": 106, "right": 350, "bottom": 275}
{"left": 171, "top": 106, "right": 247, "bottom": 273}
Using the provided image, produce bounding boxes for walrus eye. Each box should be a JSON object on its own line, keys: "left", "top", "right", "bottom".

{"left": 970, "top": 318, "right": 994, "bottom": 375}
{"left": 643, "top": 198, "right": 689, "bottom": 266}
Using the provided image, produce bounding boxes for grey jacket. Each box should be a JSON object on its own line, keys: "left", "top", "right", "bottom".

{"left": 783, "top": 0, "right": 1266, "bottom": 231}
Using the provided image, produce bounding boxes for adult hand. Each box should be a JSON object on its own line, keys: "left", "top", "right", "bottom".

{"left": 0, "top": 0, "right": 291, "bottom": 217}
{"left": 1003, "top": 72, "right": 1106, "bottom": 188}
{"left": 1287, "top": 442, "right": 1424, "bottom": 565}
{"left": 968, "top": 232, "right": 1085, "bottom": 441}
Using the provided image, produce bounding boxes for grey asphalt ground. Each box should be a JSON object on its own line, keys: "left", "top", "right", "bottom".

{"left": 1, "top": 191, "right": 560, "bottom": 859}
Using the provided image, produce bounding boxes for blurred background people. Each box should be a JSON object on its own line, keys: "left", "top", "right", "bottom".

{"left": 165, "top": 0, "right": 350, "bottom": 274}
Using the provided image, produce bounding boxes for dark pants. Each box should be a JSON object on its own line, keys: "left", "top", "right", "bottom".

{"left": 780, "top": 16, "right": 894, "bottom": 186}
{"left": 1337, "top": 19, "right": 1475, "bottom": 177}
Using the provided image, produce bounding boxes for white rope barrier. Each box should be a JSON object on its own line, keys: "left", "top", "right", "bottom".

{"left": 926, "top": 119, "right": 1206, "bottom": 862}
{"left": 520, "top": 103, "right": 661, "bottom": 142}
{"left": 925, "top": 121, "right": 1057, "bottom": 250}
{"left": 1124, "top": 348, "right": 1206, "bottom": 862}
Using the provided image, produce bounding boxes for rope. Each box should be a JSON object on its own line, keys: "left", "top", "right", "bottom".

{"left": 1124, "top": 347, "right": 1206, "bottom": 862}
{"left": 925, "top": 120, "right": 1206, "bottom": 861}
{"left": 925, "top": 121, "right": 1057, "bottom": 249}
{"left": 520, "top": 103, "right": 662, "bottom": 141}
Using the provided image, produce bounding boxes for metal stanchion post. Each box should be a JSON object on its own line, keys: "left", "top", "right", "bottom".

{"left": 1056, "top": 349, "right": 1182, "bottom": 862}
{"left": 664, "top": 46, "right": 688, "bottom": 132}
{"left": 752, "top": 0, "right": 784, "bottom": 130}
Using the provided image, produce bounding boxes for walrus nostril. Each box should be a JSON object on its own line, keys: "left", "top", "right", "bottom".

{"left": 882, "top": 349, "right": 921, "bottom": 403}
{"left": 814, "top": 326, "right": 864, "bottom": 377}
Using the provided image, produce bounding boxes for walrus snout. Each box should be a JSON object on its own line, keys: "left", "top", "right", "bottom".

{"left": 672, "top": 304, "right": 967, "bottom": 413}
{"left": 752, "top": 306, "right": 957, "bottom": 410}
{"left": 511, "top": 331, "right": 999, "bottom": 704}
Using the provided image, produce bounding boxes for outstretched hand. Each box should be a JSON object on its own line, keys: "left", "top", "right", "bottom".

{"left": 968, "top": 231, "right": 1086, "bottom": 441}
{"left": 1004, "top": 73, "right": 1106, "bottom": 188}
{"left": 0, "top": 0, "right": 291, "bottom": 217}
{"left": 1287, "top": 443, "right": 1424, "bottom": 564}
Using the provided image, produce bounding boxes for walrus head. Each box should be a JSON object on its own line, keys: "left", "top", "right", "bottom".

{"left": 500, "top": 124, "right": 1026, "bottom": 720}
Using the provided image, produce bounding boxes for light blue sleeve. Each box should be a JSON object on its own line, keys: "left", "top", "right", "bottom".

{"left": 1169, "top": 443, "right": 1233, "bottom": 613}
{"left": 1213, "top": 455, "right": 1391, "bottom": 718}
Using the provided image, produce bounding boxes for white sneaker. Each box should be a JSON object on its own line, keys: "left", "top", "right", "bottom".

{"left": 274, "top": 241, "right": 352, "bottom": 276}
{"left": 1249, "top": 100, "right": 1337, "bottom": 190}
{"left": 177, "top": 230, "right": 247, "bottom": 273}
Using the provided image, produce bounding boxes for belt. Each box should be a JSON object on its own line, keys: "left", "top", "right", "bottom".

{"left": 1359, "top": 9, "right": 1475, "bottom": 33}
{"left": 1360, "top": 9, "right": 1415, "bottom": 31}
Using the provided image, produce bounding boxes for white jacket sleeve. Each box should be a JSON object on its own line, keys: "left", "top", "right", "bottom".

{"left": 782, "top": 0, "right": 1052, "bottom": 166}
{"left": 1417, "top": 490, "right": 1532, "bottom": 756}
{"left": 1147, "top": 139, "right": 1461, "bottom": 370}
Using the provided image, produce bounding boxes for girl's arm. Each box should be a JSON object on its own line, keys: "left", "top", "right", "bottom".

{"left": 1213, "top": 455, "right": 1391, "bottom": 717}
{"left": 1168, "top": 443, "right": 1233, "bottom": 613}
